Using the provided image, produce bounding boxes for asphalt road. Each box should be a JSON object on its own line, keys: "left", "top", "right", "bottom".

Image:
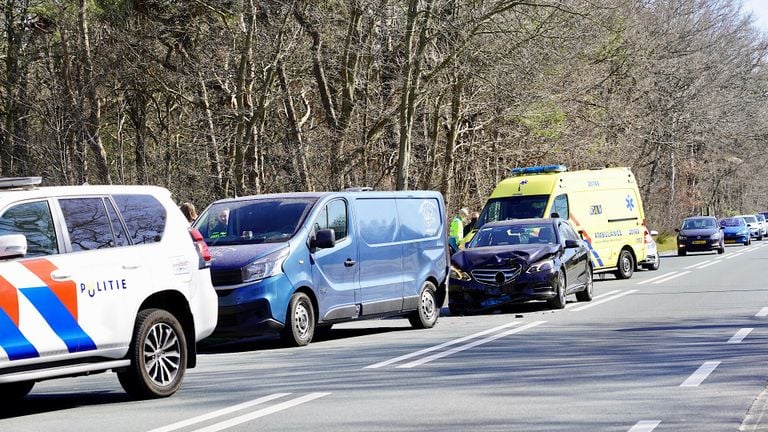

{"left": 4, "top": 242, "right": 768, "bottom": 432}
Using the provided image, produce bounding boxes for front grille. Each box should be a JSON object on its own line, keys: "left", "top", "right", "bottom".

{"left": 472, "top": 265, "right": 522, "bottom": 285}
{"left": 211, "top": 268, "right": 243, "bottom": 286}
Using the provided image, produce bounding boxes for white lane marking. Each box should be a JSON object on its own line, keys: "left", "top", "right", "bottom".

{"left": 147, "top": 393, "right": 290, "bottom": 432}
{"left": 570, "top": 290, "right": 637, "bottom": 312}
{"left": 636, "top": 272, "right": 678, "bottom": 285}
{"left": 743, "top": 246, "right": 760, "bottom": 253}
{"left": 628, "top": 420, "right": 661, "bottom": 432}
{"left": 652, "top": 271, "right": 691, "bottom": 284}
{"left": 397, "top": 321, "right": 546, "bottom": 368}
{"left": 756, "top": 307, "right": 768, "bottom": 317}
{"left": 591, "top": 289, "right": 620, "bottom": 300}
{"left": 365, "top": 321, "right": 522, "bottom": 369}
{"left": 685, "top": 260, "right": 714, "bottom": 270}
{"left": 680, "top": 361, "right": 721, "bottom": 387}
{"left": 696, "top": 260, "right": 723, "bottom": 269}
{"left": 725, "top": 252, "right": 744, "bottom": 259}
{"left": 728, "top": 328, "right": 754, "bottom": 344}
{"left": 190, "top": 393, "right": 331, "bottom": 432}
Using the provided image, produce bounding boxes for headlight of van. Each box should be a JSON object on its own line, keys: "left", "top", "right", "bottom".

{"left": 243, "top": 248, "right": 289, "bottom": 282}
{"left": 527, "top": 259, "right": 554, "bottom": 273}
{"left": 449, "top": 265, "right": 471, "bottom": 281}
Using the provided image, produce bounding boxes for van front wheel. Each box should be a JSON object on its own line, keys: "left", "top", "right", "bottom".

{"left": 409, "top": 281, "right": 439, "bottom": 329}
{"left": 614, "top": 249, "right": 635, "bottom": 279}
{"left": 282, "top": 292, "right": 315, "bottom": 347}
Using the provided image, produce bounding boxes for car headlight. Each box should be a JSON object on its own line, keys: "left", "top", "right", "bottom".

{"left": 449, "top": 265, "right": 471, "bottom": 281}
{"left": 527, "top": 259, "right": 555, "bottom": 273}
{"left": 243, "top": 248, "right": 289, "bottom": 282}
{"left": 710, "top": 233, "right": 720, "bottom": 240}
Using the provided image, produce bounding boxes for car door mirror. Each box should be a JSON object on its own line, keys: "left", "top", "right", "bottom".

{"left": 310, "top": 229, "right": 336, "bottom": 250}
{"left": 564, "top": 239, "right": 581, "bottom": 249}
{"left": 0, "top": 234, "right": 27, "bottom": 259}
{"left": 674, "top": 228, "right": 680, "bottom": 233}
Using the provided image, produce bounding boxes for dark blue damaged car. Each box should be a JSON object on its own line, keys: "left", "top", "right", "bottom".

{"left": 448, "top": 218, "right": 593, "bottom": 315}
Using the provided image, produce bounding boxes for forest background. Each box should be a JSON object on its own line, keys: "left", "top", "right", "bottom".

{"left": 2, "top": 0, "right": 767, "bottom": 234}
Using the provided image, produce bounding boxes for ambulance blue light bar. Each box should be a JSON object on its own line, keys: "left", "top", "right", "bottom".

{"left": 510, "top": 165, "right": 567, "bottom": 176}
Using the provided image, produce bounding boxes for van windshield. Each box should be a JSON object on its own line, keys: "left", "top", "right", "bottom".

{"left": 195, "top": 198, "right": 318, "bottom": 245}
{"left": 476, "top": 195, "right": 549, "bottom": 228}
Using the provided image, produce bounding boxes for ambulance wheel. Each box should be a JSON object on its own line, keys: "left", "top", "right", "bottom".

{"left": 409, "top": 281, "right": 439, "bottom": 329}
{"left": 0, "top": 381, "right": 34, "bottom": 402}
{"left": 282, "top": 292, "right": 315, "bottom": 347}
{"left": 548, "top": 270, "right": 567, "bottom": 309}
{"left": 614, "top": 249, "right": 635, "bottom": 279}
{"left": 118, "top": 308, "right": 187, "bottom": 399}
{"left": 575, "top": 266, "right": 593, "bottom": 302}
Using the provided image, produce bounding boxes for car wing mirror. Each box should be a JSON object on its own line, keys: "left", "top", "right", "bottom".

{"left": 310, "top": 228, "right": 336, "bottom": 250}
{"left": 0, "top": 234, "right": 27, "bottom": 259}
{"left": 564, "top": 239, "right": 581, "bottom": 249}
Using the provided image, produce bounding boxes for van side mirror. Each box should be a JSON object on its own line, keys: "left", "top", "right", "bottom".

{"left": 311, "top": 229, "right": 336, "bottom": 250}
{"left": 0, "top": 234, "right": 27, "bottom": 259}
{"left": 564, "top": 239, "right": 580, "bottom": 249}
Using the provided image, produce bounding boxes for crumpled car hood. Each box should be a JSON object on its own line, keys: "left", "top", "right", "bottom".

{"left": 452, "top": 244, "right": 558, "bottom": 269}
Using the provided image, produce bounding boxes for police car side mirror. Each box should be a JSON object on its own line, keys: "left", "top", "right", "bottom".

{"left": 0, "top": 234, "right": 27, "bottom": 259}
{"left": 311, "top": 229, "right": 336, "bottom": 250}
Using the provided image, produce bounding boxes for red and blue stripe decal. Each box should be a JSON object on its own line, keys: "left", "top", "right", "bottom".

{"left": 570, "top": 215, "right": 604, "bottom": 267}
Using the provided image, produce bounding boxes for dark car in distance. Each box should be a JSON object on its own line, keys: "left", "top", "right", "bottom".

{"left": 448, "top": 218, "right": 593, "bottom": 315}
{"left": 675, "top": 216, "right": 724, "bottom": 256}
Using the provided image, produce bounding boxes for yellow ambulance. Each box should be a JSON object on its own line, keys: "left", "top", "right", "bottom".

{"left": 468, "top": 165, "right": 655, "bottom": 279}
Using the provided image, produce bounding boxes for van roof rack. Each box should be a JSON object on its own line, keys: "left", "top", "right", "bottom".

{"left": 0, "top": 177, "right": 42, "bottom": 190}
{"left": 344, "top": 186, "right": 373, "bottom": 192}
{"left": 510, "top": 165, "right": 567, "bottom": 176}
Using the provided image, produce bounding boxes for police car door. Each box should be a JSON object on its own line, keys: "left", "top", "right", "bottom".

{"left": 49, "top": 196, "right": 150, "bottom": 357}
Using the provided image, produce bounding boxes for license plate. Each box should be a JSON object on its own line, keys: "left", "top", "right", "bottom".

{"left": 692, "top": 240, "right": 706, "bottom": 245}
{"left": 725, "top": 240, "right": 736, "bottom": 244}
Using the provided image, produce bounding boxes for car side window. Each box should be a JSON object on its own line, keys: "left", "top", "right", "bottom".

{"left": 0, "top": 200, "right": 59, "bottom": 257}
{"left": 59, "top": 198, "right": 117, "bottom": 251}
{"left": 560, "top": 222, "right": 580, "bottom": 242}
{"left": 112, "top": 194, "right": 166, "bottom": 244}
{"left": 314, "top": 200, "right": 348, "bottom": 242}
{"left": 105, "top": 198, "right": 130, "bottom": 247}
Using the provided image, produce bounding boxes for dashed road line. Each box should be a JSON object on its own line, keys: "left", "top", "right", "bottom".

{"left": 637, "top": 272, "right": 678, "bottom": 285}
{"left": 147, "top": 393, "right": 291, "bottom": 432}
{"left": 396, "top": 321, "right": 547, "bottom": 369}
{"left": 627, "top": 420, "right": 661, "bottom": 432}
{"left": 727, "top": 328, "right": 753, "bottom": 344}
{"left": 756, "top": 307, "right": 768, "bottom": 317}
{"left": 190, "top": 393, "right": 331, "bottom": 432}
{"left": 685, "top": 260, "right": 716, "bottom": 270}
{"left": 725, "top": 251, "right": 745, "bottom": 259}
{"left": 680, "top": 361, "right": 721, "bottom": 387}
{"left": 570, "top": 290, "right": 637, "bottom": 312}
{"left": 651, "top": 271, "right": 691, "bottom": 284}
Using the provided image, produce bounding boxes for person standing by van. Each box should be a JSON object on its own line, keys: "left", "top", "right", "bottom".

{"left": 449, "top": 207, "right": 469, "bottom": 251}
{"left": 180, "top": 202, "right": 198, "bottom": 224}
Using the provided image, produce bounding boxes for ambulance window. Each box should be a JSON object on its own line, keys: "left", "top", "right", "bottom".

{"left": 59, "top": 198, "right": 116, "bottom": 251}
{"left": 113, "top": 194, "right": 166, "bottom": 244}
{"left": 551, "top": 194, "right": 569, "bottom": 219}
{"left": 0, "top": 201, "right": 59, "bottom": 257}
{"left": 105, "top": 198, "right": 130, "bottom": 247}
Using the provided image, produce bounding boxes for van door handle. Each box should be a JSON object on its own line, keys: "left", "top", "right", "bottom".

{"left": 344, "top": 259, "right": 356, "bottom": 267}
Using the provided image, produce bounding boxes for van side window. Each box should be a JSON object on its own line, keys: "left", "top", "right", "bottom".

{"left": 357, "top": 199, "right": 398, "bottom": 244}
{"left": 0, "top": 201, "right": 59, "bottom": 256}
{"left": 551, "top": 194, "right": 569, "bottom": 219}
{"left": 59, "top": 198, "right": 117, "bottom": 251}
{"left": 314, "top": 199, "right": 348, "bottom": 242}
{"left": 397, "top": 198, "right": 442, "bottom": 241}
{"left": 113, "top": 194, "right": 166, "bottom": 244}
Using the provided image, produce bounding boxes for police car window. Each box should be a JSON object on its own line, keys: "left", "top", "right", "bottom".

{"left": 551, "top": 194, "right": 569, "bottom": 219}
{"left": 327, "top": 200, "right": 348, "bottom": 241}
{"left": 105, "top": 198, "right": 130, "bottom": 247}
{"left": 59, "top": 198, "right": 117, "bottom": 251}
{"left": 113, "top": 194, "right": 166, "bottom": 244}
{"left": 0, "top": 201, "right": 59, "bottom": 256}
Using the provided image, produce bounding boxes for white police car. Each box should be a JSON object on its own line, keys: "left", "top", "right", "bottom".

{"left": 0, "top": 178, "right": 217, "bottom": 400}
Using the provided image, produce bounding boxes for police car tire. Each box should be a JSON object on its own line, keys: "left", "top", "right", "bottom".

{"left": 282, "top": 292, "right": 315, "bottom": 347}
{"left": 118, "top": 309, "right": 187, "bottom": 399}
{"left": 0, "top": 381, "right": 34, "bottom": 402}
{"left": 614, "top": 249, "right": 634, "bottom": 279}
{"left": 409, "top": 281, "right": 439, "bottom": 329}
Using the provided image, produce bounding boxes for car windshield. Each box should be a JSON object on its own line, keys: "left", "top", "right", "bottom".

{"left": 470, "top": 223, "right": 557, "bottom": 247}
{"left": 682, "top": 218, "right": 717, "bottom": 230}
{"left": 195, "top": 197, "right": 317, "bottom": 245}
{"left": 721, "top": 218, "right": 745, "bottom": 227}
{"left": 756, "top": 215, "right": 765, "bottom": 222}
{"left": 742, "top": 215, "right": 758, "bottom": 223}
{"left": 475, "top": 195, "right": 549, "bottom": 228}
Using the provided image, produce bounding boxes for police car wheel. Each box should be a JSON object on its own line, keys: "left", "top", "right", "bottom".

{"left": 0, "top": 381, "right": 34, "bottom": 402}
{"left": 614, "top": 250, "right": 634, "bottom": 279}
{"left": 576, "top": 266, "right": 593, "bottom": 302}
{"left": 118, "top": 309, "right": 187, "bottom": 399}
{"left": 409, "top": 281, "right": 439, "bottom": 329}
{"left": 547, "top": 270, "right": 567, "bottom": 309}
{"left": 282, "top": 292, "right": 315, "bottom": 347}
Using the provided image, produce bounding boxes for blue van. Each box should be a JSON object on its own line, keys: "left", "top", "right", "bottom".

{"left": 195, "top": 191, "right": 449, "bottom": 346}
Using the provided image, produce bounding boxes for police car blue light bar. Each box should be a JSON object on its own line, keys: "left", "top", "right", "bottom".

{"left": 510, "top": 165, "right": 567, "bottom": 176}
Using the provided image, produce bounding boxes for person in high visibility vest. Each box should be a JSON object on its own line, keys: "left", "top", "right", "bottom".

{"left": 449, "top": 207, "right": 470, "bottom": 252}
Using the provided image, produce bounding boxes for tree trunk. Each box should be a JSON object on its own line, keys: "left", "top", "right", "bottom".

{"left": 198, "top": 75, "right": 224, "bottom": 198}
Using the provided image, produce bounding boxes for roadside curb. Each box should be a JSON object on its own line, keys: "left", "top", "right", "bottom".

{"left": 740, "top": 382, "right": 768, "bottom": 431}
